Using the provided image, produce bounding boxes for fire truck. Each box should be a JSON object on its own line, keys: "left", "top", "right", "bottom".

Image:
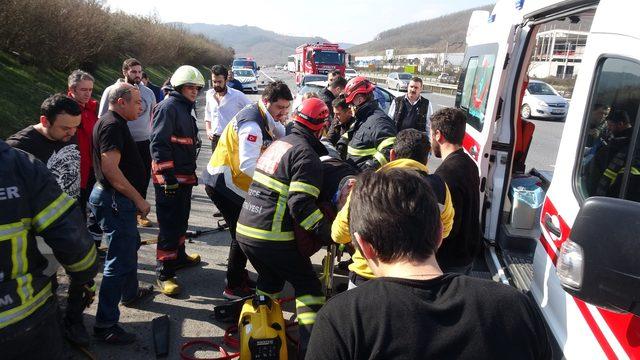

{"left": 460, "top": 0, "right": 640, "bottom": 358}
{"left": 294, "top": 42, "right": 346, "bottom": 85}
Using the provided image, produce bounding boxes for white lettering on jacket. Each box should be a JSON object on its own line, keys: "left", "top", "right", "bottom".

{"left": 0, "top": 186, "right": 20, "bottom": 200}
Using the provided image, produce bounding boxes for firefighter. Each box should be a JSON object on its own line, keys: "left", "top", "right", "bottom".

{"left": 0, "top": 139, "right": 97, "bottom": 358}
{"left": 201, "top": 81, "right": 290, "bottom": 300}
{"left": 150, "top": 65, "right": 204, "bottom": 295}
{"left": 235, "top": 98, "right": 331, "bottom": 357}
{"left": 343, "top": 76, "right": 397, "bottom": 170}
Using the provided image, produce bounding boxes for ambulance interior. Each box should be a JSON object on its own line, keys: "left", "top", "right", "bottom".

{"left": 489, "top": 12, "right": 598, "bottom": 291}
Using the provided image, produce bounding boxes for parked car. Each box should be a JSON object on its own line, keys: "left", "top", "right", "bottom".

{"left": 437, "top": 73, "right": 457, "bottom": 84}
{"left": 232, "top": 69, "right": 258, "bottom": 93}
{"left": 386, "top": 72, "right": 412, "bottom": 91}
{"left": 345, "top": 68, "right": 358, "bottom": 80}
{"left": 292, "top": 80, "right": 395, "bottom": 115}
{"left": 521, "top": 80, "right": 568, "bottom": 120}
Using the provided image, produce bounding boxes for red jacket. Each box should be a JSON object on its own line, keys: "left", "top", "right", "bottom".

{"left": 71, "top": 93, "right": 98, "bottom": 189}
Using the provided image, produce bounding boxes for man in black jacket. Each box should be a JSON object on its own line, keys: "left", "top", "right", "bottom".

{"left": 0, "top": 139, "right": 97, "bottom": 357}
{"left": 320, "top": 76, "right": 346, "bottom": 119}
{"left": 431, "top": 108, "right": 481, "bottom": 274}
{"left": 388, "top": 76, "right": 433, "bottom": 152}
{"left": 342, "top": 76, "right": 397, "bottom": 170}
{"left": 236, "top": 97, "right": 332, "bottom": 358}
{"left": 150, "top": 65, "right": 205, "bottom": 296}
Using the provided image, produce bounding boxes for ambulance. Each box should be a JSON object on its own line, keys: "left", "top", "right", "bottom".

{"left": 459, "top": 0, "right": 640, "bottom": 358}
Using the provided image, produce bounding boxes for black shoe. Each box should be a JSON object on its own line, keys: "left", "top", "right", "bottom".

{"left": 121, "top": 285, "right": 154, "bottom": 307}
{"left": 94, "top": 324, "right": 136, "bottom": 345}
{"left": 64, "top": 319, "right": 91, "bottom": 347}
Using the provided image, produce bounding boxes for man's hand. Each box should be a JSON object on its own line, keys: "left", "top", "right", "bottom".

{"left": 136, "top": 198, "right": 151, "bottom": 217}
{"left": 162, "top": 182, "right": 179, "bottom": 198}
{"left": 82, "top": 280, "right": 97, "bottom": 308}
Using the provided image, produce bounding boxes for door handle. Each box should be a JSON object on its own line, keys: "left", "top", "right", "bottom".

{"left": 543, "top": 214, "right": 561, "bottom": 237}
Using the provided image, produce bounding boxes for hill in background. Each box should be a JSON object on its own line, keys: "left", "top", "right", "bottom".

{"left": 348, "top": 4, "right": 493, "bottom": 56}
{"left": 175, "top": 23, "right": 338, "bottom": 66}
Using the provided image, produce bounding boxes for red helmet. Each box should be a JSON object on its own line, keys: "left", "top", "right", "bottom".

{"left": 344, "top": 76, "right": 375, "bottom": 104}
{"left": 294, "top": 98, "right": 329, "bottom": 131}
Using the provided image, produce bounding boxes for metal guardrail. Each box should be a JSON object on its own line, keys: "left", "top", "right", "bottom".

{"left": 359, "top": 72, "right": 458, "bottom": 96}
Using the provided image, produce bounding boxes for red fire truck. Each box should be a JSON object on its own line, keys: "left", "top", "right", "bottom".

{"left": 294, "top": 42, "right": 346, "bottom": 85}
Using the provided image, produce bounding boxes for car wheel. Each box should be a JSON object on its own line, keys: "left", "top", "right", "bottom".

{"left": 521, "top": 104, "right": 531, "bottom": 119}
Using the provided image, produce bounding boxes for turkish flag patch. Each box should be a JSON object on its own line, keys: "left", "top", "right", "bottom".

{"left": 247, "top": 134, "right": 257, "bottom": 142}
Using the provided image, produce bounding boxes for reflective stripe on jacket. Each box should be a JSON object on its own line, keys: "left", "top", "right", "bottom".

{"left": 0, "top": 140, "right": 97, "bottom": 331}
{"left": 346, "top": 100, "right": 397, "bottom": 170}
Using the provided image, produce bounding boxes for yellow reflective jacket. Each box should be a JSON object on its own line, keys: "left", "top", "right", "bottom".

{"left": 331, "top": 158, "right": 455, "bottom": 279}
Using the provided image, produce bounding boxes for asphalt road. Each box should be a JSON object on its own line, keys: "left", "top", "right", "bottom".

{"left": 59, "top": 67, "right": 564, "bottom": 359}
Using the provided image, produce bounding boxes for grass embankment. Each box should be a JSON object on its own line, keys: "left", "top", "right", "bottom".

{"left": 0, "top": 51, "right": 173, "bottom": 139}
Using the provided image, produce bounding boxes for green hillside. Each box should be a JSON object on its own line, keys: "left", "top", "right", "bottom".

{"left": 0, "top": 51, "right": 173, "bottom": 139}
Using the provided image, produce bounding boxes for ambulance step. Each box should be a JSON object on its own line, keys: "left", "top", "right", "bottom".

{"left": 504, "top": 253, "right": 534, "bottom": 292}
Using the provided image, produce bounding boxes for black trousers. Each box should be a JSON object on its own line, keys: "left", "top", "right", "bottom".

{"left": 0, "top": 302, "right": 64, "bottom": 359}
{"left": 204, "top": 185, "right": 247, "bottom": 288}
{"left": 135, "top": 140, "right": 152, "bottom": 200}
{"left": 155, "top": 184, "right": 193, "bottom": 280}
{"left": 237, "top": 237, "right": 324, "bottom": 357}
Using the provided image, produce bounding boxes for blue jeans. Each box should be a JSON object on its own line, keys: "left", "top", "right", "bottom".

{"left": 89, "top": 185, "right": 141, "bottom": 328}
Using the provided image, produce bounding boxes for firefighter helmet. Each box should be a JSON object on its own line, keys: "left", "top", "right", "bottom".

{"left": 293, "top": 98, "right": 329, "bottom": 131}
{"left": 344, "top": 76, "right": 375, "bottom": 104}
{"left": 170, "top": 65, "right": 205, "bottom": 88}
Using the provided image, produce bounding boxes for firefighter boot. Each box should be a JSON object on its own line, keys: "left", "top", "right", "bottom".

{"left": 175, "top": 248, "right": 201, "bottom": 270}
{"left": 157, "top": 277, "right": 181, "bottom": 296}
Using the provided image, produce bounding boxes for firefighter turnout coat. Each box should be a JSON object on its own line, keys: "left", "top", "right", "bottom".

{"left": 151, "top": 91, "right": 200, "bottom": 186}
{"left": 236, "top": 125, "right": 329, "bottom": 242}
{"left": 346, "top": 100, "right": 397, "bottom": 170}
{"left": 0, "top": 140, "right": 97, "bottom": 332}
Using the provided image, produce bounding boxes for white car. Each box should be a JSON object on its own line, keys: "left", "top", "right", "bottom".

{"left": 345, "top": 68, "right": 358, "bottom": 80}
{"left": 521, "top": 80, "right": 568, "bottom": 120}
{"left": 233, "top": 69, "right": 258, "bottom": 94}
{"left": 386, "top": 72, "right": 412, "bottom": 91}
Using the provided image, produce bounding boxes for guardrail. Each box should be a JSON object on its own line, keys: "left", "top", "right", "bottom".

{"left": 359, "top": 72, "right": 458, "bottom": 96}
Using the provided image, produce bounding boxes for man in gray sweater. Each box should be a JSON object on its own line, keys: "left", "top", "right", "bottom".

{"left": 99, "top": 58, "right": 157, "bottom": 227}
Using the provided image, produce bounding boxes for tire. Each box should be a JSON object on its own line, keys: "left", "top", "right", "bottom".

{"left": 521, "top": 104, "right": 531, "bottom": 119}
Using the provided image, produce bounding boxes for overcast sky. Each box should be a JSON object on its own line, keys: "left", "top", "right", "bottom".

{"left": 105, "top": 0, "right": 494, "bottom": 44}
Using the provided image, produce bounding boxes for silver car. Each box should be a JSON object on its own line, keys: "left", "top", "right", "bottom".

{"left": 386, "top": 72, "right": 412, "bottom": 91}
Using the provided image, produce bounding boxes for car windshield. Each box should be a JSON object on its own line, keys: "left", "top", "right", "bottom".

{"left": 299, "top": 84, "right": 324, "bottom": 96}
{"left": 528, "top": 82, "right": 556, "bottom": 95}
{"left": 233, "top": 60, "right": 256, "bottom": 68}
{"left": 302, "top": 75, "right": 327, "bottom": 84}
{"left": 313, "top": 51, "right": 344, "bottom": 64}
{"left": 398, "top": 73, "right": 412, "bottom": 80}
{"left": 235, "top": 70, "right": 254, "bottom": 77}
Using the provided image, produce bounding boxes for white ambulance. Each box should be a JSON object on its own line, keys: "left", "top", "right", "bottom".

{"left": 459, "top": 0, "right": 640, "bottom": 358}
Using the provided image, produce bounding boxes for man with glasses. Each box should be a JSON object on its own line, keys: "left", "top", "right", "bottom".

{"left": 151, "top": 65, "right": 205, "bottom": 296}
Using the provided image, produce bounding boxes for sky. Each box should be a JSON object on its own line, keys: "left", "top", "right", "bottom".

{"left": 104, "top": 0, "right": 494, "bottom": 44}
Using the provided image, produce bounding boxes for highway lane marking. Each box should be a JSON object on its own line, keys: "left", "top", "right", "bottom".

{"left": 260, "top": 70, "right": 276, "bottom": 83}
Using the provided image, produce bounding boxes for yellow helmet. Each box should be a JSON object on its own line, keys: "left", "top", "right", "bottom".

{"left": 170, "top": 65, "right": 205, "bottom": 88}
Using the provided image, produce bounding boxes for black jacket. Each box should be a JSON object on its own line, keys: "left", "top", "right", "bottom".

{"left": 0, "top": 140, "right": 97, "bottom": 334}
{"left": 346, "top": 100, "right": 397, "bottom": 171}
{"left": 236, "top": 125, "right": 329, "bottom": 243}
{"left": 150, "top": 91, "right": 200, "bottom": 185}
{"left": 320, "top": 88, "right": 336, "bottom": 118}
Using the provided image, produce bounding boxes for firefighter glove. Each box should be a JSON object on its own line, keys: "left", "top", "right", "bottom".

{"left": 82, "top": 280, "right": 96, "bottom": 308}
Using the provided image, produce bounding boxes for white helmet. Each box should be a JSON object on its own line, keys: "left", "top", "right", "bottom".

{"left": 170, "top": 65, "right": 205, "bottom": 88}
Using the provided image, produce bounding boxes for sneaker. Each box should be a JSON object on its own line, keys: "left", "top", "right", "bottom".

{"left": 121, "top": 285, "right": 154, "bottom": 307}
{"left": 175, "top": 253, "right": 201, "bottom": 270}
{"left": 157, "top": 277, "right": 181, "bottom": 296}
{"left": 93, "top": 324, "right": 136, "bottom": 345}
{"left": 64, "top": 319, "right": 91, "bottom": 347}
{"left": 223, "top": 285, "right": 253, "bottom": 300}
{"left": 137, "top": 215, "right": 153, "bottom": 228}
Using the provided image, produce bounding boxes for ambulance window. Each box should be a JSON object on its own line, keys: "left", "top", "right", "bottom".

{"left": 577, "top": 58, "right": 640, "bottom": 202}
{"left": 458, "top": 54, "right": 497, "bottom": 131}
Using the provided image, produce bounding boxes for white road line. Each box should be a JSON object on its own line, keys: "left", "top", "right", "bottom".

{"left": 260, "top": 70, "right": 275, "bottom": 83}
